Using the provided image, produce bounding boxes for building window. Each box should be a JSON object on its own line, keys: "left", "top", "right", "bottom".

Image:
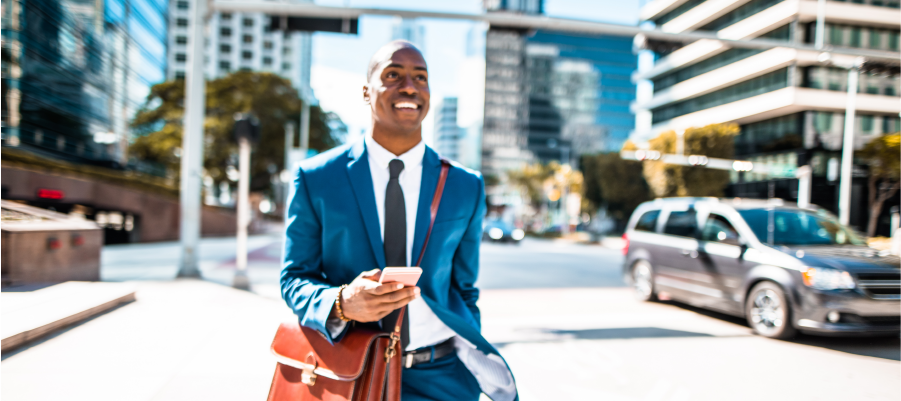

{"left": 282, "top": 62, "right": 291, "bottom": 70}
{"left": 861, "top": 115, "right": 874, "bottom": 132}
{"left": 242, "top": 51, "right": 252, "bottom": 60}
{"left": 849, "top": 27, "right": 862, "bottom": 47}
{"left": 221, "top": 13, "right": 231, "bottom": 20}
{"left": 176, "top": 18, "right": 189, "bottom": 27}
{"left": 175, "top": 53, "right": 187, "bottom": 62}
{"left": 175, "top": 36, "right": 187, "bottom": 45}
{"left": 282, "top": 47, "right": 291, "bottom": 55}
{"left": 815, "top": 112, "right": 832, "bottom": 132}
{"left": 220, "top": 61, "right": 231, "bottom": 71}
{"left": 263, "top": 57, "right": 272, "bottom": 65}
{"left": 221, "top": 27, "right": 232, "bottom": 37}
{"left": 176, "top": 0, "right": 188, "bottom": 10}
{"left": 175, "top": 71, "right": 185, "bottom": 79}
{"left": 243, "top": 18, "right": 253, "bottom": 27}
{"left": 220, "top": 44, "right": 231, "bottom": 53}
{"left": 263, "top": 41, "right": 273, "bottom": 49}
{"left": 243, "top": 34, "right": 253, "bottom": 43}
{"left": 869, "top": 30, "right": 882, "bottom": 49}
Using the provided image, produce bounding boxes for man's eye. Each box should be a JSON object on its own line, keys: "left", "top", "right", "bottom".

{"left": 386, "top": 72, "right": 398, "bottom": 78}
{"left": 416, "top": 75, "right": 427, "bottom": 81}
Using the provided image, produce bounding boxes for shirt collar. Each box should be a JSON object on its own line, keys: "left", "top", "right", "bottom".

{"left": 365, "top": 135, "right": 425, "bottom": 170}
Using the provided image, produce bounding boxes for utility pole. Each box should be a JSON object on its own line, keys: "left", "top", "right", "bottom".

{"left": 838, "top": 63, "right": 860, "bottom": 226}
{"left": 233, "top": 134, "right": 251, "bottom": 290}
{"left": 177, "top": 0, "right": 208, "bottom": 278}
{"left": 795, "top": 165, "right": 812, "bottom": 208}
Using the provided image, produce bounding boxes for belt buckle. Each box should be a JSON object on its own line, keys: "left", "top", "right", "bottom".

{"left": 405, "top": 353, "right": 414, "bottom": 368}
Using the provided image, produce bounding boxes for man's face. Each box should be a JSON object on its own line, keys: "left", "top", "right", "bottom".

{"left": 364, "top": 47, "right": 430, "bottom": 134}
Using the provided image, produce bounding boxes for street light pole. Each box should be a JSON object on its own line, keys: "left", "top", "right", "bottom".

{"left": 177, "top": 0, "right": 208, "bottom": 278}
{"left": 233, "top": 136, "right": 251, "bottom": 290}
{"left": 838, "top": 64, "right": 860, "bottom": 226}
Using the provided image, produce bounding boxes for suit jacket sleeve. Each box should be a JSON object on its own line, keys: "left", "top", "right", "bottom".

{"left": 451, "top": 174, "right": 486, "bottom": 330}
{"left": 281, "top": 167, "right": 346, "bottom": 344}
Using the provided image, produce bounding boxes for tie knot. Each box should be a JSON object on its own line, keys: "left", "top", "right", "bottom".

{"left": 388, "top": 159, "right": 404, "bottom": 179}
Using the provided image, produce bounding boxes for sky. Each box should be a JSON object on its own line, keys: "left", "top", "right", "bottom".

{"left": 309, "top": 0, "right": 642, "bottom": 145}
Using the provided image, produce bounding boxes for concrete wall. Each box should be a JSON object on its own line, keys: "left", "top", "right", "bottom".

{"left": 1, "top": 228, "right": 103, "bottom": 284}
{"left": 1, "top": 166, "right": 239, "bottom": 242}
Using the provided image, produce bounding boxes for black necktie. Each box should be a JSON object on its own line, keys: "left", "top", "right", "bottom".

{"left": 383, "top": 159, "right": 410, "bottom": 351}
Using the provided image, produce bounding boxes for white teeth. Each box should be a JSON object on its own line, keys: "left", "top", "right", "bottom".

{"left": 394, "top": 102, "right": 418, "bottom": 109}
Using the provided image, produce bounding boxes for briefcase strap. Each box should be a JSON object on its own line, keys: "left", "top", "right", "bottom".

{"left": 387, "top": 159, "right": 450, "bottom": 362}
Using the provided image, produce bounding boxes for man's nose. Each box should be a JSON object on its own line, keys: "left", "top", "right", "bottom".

{"left": 398, "top": 74, "right": 417, "bottom": 96}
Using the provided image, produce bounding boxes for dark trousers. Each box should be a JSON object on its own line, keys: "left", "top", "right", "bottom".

{"left": 401, "top": 352, "right": 481, "bottom": 401}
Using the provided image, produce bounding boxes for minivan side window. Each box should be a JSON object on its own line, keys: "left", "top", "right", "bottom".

{"left": 663, "top": 210, "right": 699, "bottom": 237}
{"left": 634, "top": 210, "right": 660, "bottom": 232}
{"left": 702, "top": 214, "right": 740, "bottom": 244}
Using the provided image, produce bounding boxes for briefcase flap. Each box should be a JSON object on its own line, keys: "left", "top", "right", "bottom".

{"left": 270, "top": 321, "right": 389, "bottom": 382}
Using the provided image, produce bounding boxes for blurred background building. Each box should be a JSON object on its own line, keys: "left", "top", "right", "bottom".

{"left": 434, "top": 97, "right": 462, "bottom": 161}
{"left": 166, "top": 0, "right": 315, "bottom": 99}
{"left": 390, "top": 17, "right": 425, "bottom": 54}
{"left": 633, "top": 0, "right": 900, "bottom": 232}
{"left": 481, "top": 0, "right": 637, "bottom": 180}
{"left": 2, "top": 0, "right": 169, "bottom": 166}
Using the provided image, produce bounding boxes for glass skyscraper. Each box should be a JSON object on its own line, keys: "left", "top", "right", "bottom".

{"left": 2, "top": 0, "right": 168, "bottom": 166}
{"left": 481, "top": 26, "right": 637, "bottom": 178}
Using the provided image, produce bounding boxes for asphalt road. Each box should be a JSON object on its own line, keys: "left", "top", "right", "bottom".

{"left": 89, "top": 235, "right": 901, "bottom": 400}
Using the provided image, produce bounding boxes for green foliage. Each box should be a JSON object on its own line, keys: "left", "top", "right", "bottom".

{"left": 507, "top": 162, "right": 582, "bottom": 210}
{"left": 643, "top": 123, "right": 739, "bottom": 197}
{"left": 130, "top": 71, "right": 339, "bottom": 191}
{"left": 581, "top": 152, "right": 651, "bottom": 222}
{"left": 858, "top": 132, "right": 901, "bottom": 236}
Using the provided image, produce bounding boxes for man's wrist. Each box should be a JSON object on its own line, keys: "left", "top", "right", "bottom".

{"left": 334, "top": 284, "right": 352, "bottom": 322}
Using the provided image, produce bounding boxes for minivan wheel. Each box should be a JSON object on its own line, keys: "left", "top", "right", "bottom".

{"left": 631, "top": 260, "right": 657, "bottom": 302}
{"left": 746, "top": 282, "right": 796, "bottom": 340}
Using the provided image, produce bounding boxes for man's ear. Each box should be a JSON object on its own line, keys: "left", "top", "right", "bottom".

{"left": 362, "top": 84, "right": 370, "bottom": 104}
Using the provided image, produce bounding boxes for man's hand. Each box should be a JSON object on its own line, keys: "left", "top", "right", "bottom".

{"left": 335, "top": 269, "right": 419, "bottom": 323}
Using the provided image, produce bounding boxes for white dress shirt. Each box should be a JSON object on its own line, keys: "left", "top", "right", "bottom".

{"left": 327, "top": 136, "right": 456, "bottom": 351}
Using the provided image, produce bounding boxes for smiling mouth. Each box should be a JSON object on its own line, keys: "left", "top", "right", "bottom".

{"left": 393, "top": 101, "right": 420, "bottom": 110}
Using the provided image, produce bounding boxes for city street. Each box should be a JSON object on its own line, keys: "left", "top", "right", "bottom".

{"left": 2, "top": 236, "right": 898, "bottom": 400}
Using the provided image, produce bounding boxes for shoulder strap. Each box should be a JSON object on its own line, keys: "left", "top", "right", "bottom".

{"left": 415, "top": 159, "right": 450, "bottom": 267}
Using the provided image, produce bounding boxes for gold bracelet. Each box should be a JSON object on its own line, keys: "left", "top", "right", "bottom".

{"left": 335, "top": 284, "right": 352, "bottom": 322}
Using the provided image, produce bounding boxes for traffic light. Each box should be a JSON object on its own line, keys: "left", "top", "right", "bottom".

{"left": 268, "top": 16, "right": 358, "bottom": 35}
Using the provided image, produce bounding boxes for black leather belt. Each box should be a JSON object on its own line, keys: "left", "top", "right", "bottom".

{"left": 402, "top": 338, "right": 455, "bottom": 368}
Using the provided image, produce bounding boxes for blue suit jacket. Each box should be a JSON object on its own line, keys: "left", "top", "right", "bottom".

{"left": 281, "top": 138, "right": 502, "bottom": 359}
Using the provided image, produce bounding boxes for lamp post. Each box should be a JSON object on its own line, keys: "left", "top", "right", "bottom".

{"left": 233, "top": 115, "right": 260, "bottom": 290}
{"left": 177, "top": 0, "right": 208, "bottom": 278}
{"left": 837, "top": 62, "right": 860, "bottom": 226}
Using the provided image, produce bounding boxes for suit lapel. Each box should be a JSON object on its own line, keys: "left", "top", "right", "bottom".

{"left": 346, "top": 139, "right": 386, "bottom": 269}
{"left": 411, "top": 147, "right": 441, "bottom": 267}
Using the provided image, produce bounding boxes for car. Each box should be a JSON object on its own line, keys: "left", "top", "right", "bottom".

{"left": 622, "top": 197, "right": 900, "bottom": 339}
{"left": 482, "top": 219, "right": 525, "bottom": 244}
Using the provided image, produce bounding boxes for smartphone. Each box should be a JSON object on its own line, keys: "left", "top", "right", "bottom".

{"left": 379, "top": 267, "right": 423, "bottom": 287}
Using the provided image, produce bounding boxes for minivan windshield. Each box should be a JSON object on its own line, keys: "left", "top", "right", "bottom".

{"left": 737, "top": 208, "right": 866, "bottom": 246}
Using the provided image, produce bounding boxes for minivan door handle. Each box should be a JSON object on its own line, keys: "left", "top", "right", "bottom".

{"left": 681, "top": 249, "right": 698, "bottom": 258}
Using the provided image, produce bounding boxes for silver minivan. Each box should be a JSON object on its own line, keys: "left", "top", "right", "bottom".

{"left": 622, "top": 197, "right": 900, "bottom": 339}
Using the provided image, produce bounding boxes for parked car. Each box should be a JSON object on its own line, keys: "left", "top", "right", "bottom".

{"left": 482, "top": 219, "right": 524, "bottom": 244}
{"left": 623, "top": 197, "right": 900, "bottom": 339}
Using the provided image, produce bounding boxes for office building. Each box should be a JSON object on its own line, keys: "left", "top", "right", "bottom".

{"left": 434, "top": 97, "right": 462, "bottom": 161}
{"left": 2, "top": 0, "right": 169, "bottom": 165}
{"left": 391, "top": 17, "right": 425, "bottom": 53}
{"left": 481, "top": 25, "right": 637, "bottom": 178}
{"left": 167, "top": 0, "right": 314, "bottom": 98}
{"left": 635, "top": 0, "right": 900, "bottom": 230}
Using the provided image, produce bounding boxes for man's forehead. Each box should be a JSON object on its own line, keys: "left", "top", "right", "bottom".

{"left": 368, "top": 43, "right": 427, "bottom": 79}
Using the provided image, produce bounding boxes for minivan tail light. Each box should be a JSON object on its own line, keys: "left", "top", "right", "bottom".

{"left": 622, "top": 233, "right": 629, "bottom": 255}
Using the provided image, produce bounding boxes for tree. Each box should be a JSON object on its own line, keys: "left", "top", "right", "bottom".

{"left": 859, "top": 133, "right": 900, "bottom": 237}
{"left": 642, "top": 123, "right": 739, "bottom": 197}
{"left": 130, "top": 71, "right": 339, "bottom": 192}
{"left": 581, "top": 150, "right": 652, "bottom": 223}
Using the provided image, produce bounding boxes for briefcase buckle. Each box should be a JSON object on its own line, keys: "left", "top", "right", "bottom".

{"left": 302, "top": 354, "right": 317, "bottom": 386}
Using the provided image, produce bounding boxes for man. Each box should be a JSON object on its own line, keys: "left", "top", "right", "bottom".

{"left": 281, "top": 41, "right": 517, "bottom": 401}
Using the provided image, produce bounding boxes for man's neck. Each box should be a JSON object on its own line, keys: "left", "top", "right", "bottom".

{"left": 371, "top": 126, "right": 422, "bottom": 156}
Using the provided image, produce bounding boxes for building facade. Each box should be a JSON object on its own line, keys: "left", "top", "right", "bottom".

{"left": 166, "top": 0, "right": 313, "bottom": 98}
{"left": 2, "top": 0, "right": 169, "bottom": 166}
{"left": 434, "top": 97, "right": 462, "bottom": 161}
{"left": 635, "top": 0, "right": 901, "bottom": 231}
{"left": 390, "top": 17, "right": 425, "bottom": 53}
{"left": 481, "top": 26, "right": 637, "bottom": 179}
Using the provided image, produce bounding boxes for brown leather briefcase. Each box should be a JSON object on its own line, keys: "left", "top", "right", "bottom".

{"left": 267, "top": 159, "right": 450, "bottom": 401}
